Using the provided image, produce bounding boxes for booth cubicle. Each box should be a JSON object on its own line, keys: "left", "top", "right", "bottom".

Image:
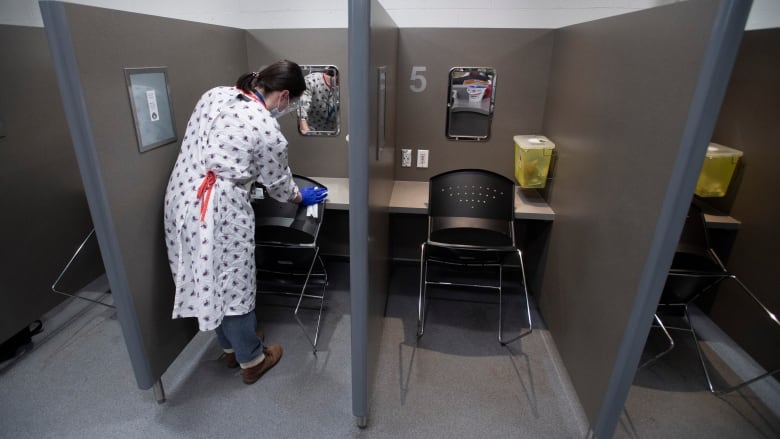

{"left": 704, "top": 27, "right": 780, "bottom": 383}
{"left": 37, "top": 0, "right": 763, "bottom": 437}
{"left": 537, "top": 2, "right": 751, "bottom": 434}
{"left": 0, "top": 23, "right": 101, "bottom": 348}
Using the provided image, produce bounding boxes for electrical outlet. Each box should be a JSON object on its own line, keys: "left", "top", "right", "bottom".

{"left": 417, "top": 149, "right": 429, "bottom": 168}
{"left": 401, "top": 149, "right": 412, "bottom": 167}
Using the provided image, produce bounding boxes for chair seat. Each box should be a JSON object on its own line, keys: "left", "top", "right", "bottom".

{"left": 662, "top": 251, "right": 729, "bottom": 304}
{"left": 425, "top": 242, "right": 513, "bottom": 265}
{"left": 256, "top": 225, "right": 316, "bottom": 246}
{"left": 429, "top": 216, "right": 513, "bottom": 247}
{"left": 670, "top": 251, "right": 722, "bottom": 272}
{"left": 429, "top": 228, "right": 513, "bottom": 248}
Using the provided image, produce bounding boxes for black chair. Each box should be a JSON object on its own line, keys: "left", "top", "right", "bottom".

{"left": 252, "top": 175, "right": 328, "bottom": 354}
{"left": 417, "top": 169, "right": 533, "bottom": 344}
{"left": 643, "top": 203, "right": 779, "bottom": 393}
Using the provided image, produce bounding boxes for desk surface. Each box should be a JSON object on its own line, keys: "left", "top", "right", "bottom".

{"left": 702, "top": 211, "right": 741, "bottom": 229}
{"left": 311, "top": 177, "right": 555, "bottom": 220}
{"left": 310, "top": 176, "right": 740, "bottom": 227}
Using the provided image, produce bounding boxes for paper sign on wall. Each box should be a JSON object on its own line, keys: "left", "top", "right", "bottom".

{"left": 146, "top": 90, "right": 159, "bottom": 122}
{"left": 124, "top": 67, "right": 177, "bottom": 153}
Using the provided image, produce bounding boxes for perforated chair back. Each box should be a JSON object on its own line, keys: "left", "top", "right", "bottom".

{"left": 427, "top": 169, "right": 515, "bottom": 248}
{"left": 252, "top": 175, "right": 326, "bottom": 245}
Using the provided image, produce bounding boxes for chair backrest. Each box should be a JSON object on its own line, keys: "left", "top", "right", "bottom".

{"left": 676, "top": 203, "right": 710, "bottom": 256}
{"left": 662, "top": 203, "right": 721, "bottom": 303}
{"left": 252, "top": 175, "right": 326, "bottom": 245}
{"left": 427, "top": 169, "right": 515, "bottom": 248}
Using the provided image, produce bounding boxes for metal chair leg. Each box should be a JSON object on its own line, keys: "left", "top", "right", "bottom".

{"left": 683, "top": 304, "right": 718, "bottom": 393}
{"left": 640, "top": 313, "right": 675, "bottom": 368}
{"left": 498, "top": 249, "right": 533, "bottom": 345}
{"left": 730, "top": 275, "right": 780, "bottom": 326}
{"left": 518, "top": 249, "right": 533, "bottom": 332}
{"left": 651, "top": 298, "right": 779, "bottom": 394}
{"left": 418, "top": 246, "right": 533, "bottom": 345}
{"left": 51, "top": 228, "right": 113, "bottom": 308}
{"left": 703, "top": 275, "right": 780, "bottom": 394}
{"left": 417, "top": 242, "right": 427, "bottom": 338}
{"left": 498, "top": 263, "right": 503, "bottom": 344}
{"left": 293, "top": 248, "right": 327, "bottom": 354}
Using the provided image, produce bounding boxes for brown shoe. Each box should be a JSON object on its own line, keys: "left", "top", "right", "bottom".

{"left": 241, "top": 344, "right": 283, "bottom": 385}
{"left": 223, "top": 329, "right": 265, "bottom": 368}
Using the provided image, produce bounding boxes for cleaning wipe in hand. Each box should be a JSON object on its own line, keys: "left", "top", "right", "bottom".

{"left": 306, "top": 204, "right": 318, "bottom": 219}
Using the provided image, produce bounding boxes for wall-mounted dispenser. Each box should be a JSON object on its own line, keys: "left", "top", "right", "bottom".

{"left": 694, "top": 143, "right": 743, "bottom": 197}
{"left": 514, "top": 135, "right": 555, "bottom": 189}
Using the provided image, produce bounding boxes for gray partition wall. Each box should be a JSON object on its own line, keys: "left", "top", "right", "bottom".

{"left": 0, "top": 24, "right": 99, "bottom": 343}
{"left": 245, "top": 29, "right": 349, "bottom": 178}
{"left": 348, "top": 0, "right": 398, "bottom": 426}
{"left": 538, "top": 0, "right": 750, "bottom": 436}
{"left": 40, "top": 1, "right": 248, "bottom": 390}
{"left": 366, "top": 0, "right": 398, "bottom": 418}
{"left": 707, "top": 28, "right": 780, "bottom": 375}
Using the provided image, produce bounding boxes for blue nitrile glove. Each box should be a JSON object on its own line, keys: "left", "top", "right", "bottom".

{"left": 300, "top": 186, "right": 328, "bottom": 206}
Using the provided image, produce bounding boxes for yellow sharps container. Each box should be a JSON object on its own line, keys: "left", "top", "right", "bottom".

{"left": 514, "top": 135, "right": 555, "bottom": 189}
{"left": 694, "top": 143, "right": 743, "bottom": 197}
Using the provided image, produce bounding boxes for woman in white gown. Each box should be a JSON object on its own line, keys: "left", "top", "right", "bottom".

{"left": 163, "top": 60, "right": 327, "bottom": 384}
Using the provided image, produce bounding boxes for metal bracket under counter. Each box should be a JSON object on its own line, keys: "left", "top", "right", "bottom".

{"left": 310, "top": 177, "right": 555, "bottom": 220}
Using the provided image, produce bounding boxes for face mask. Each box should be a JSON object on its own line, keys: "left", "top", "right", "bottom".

{"left": 270, "top": 105, "right": 298, "bottom": 119}
{"left": 269, "top": 93, "right": 301, "bottom": 119}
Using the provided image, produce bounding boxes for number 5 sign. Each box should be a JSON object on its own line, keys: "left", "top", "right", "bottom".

{"left": 409, "top": 66, "right": 427, "bottom": 93}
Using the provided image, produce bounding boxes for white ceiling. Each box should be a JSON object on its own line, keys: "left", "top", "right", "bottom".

{"left": 2, "top": 0, "right": 777, "bottom": 30}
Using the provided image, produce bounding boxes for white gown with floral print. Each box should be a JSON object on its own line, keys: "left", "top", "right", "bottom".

{"left": 164, "top": 86, "right": 299, "bottom": 331}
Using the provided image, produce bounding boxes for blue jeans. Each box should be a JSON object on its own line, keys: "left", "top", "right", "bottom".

{"left": 214, "top": 311, "right": 264, "bottom": 364}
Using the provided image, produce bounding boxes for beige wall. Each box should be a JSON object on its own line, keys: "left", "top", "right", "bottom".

{"left": 394, "top": 28, "right": 554, "bottom": 181}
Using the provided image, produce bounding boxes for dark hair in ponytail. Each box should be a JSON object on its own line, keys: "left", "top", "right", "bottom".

{"left": 236, "top": 60, "right": 306, "bottom": 99}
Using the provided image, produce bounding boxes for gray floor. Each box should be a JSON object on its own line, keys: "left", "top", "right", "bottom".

{"left": 617, "top": 308, "right": 780, "bottom": 439}
{"left": 1, "top": 261, "right": 778, "bottom": 438}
